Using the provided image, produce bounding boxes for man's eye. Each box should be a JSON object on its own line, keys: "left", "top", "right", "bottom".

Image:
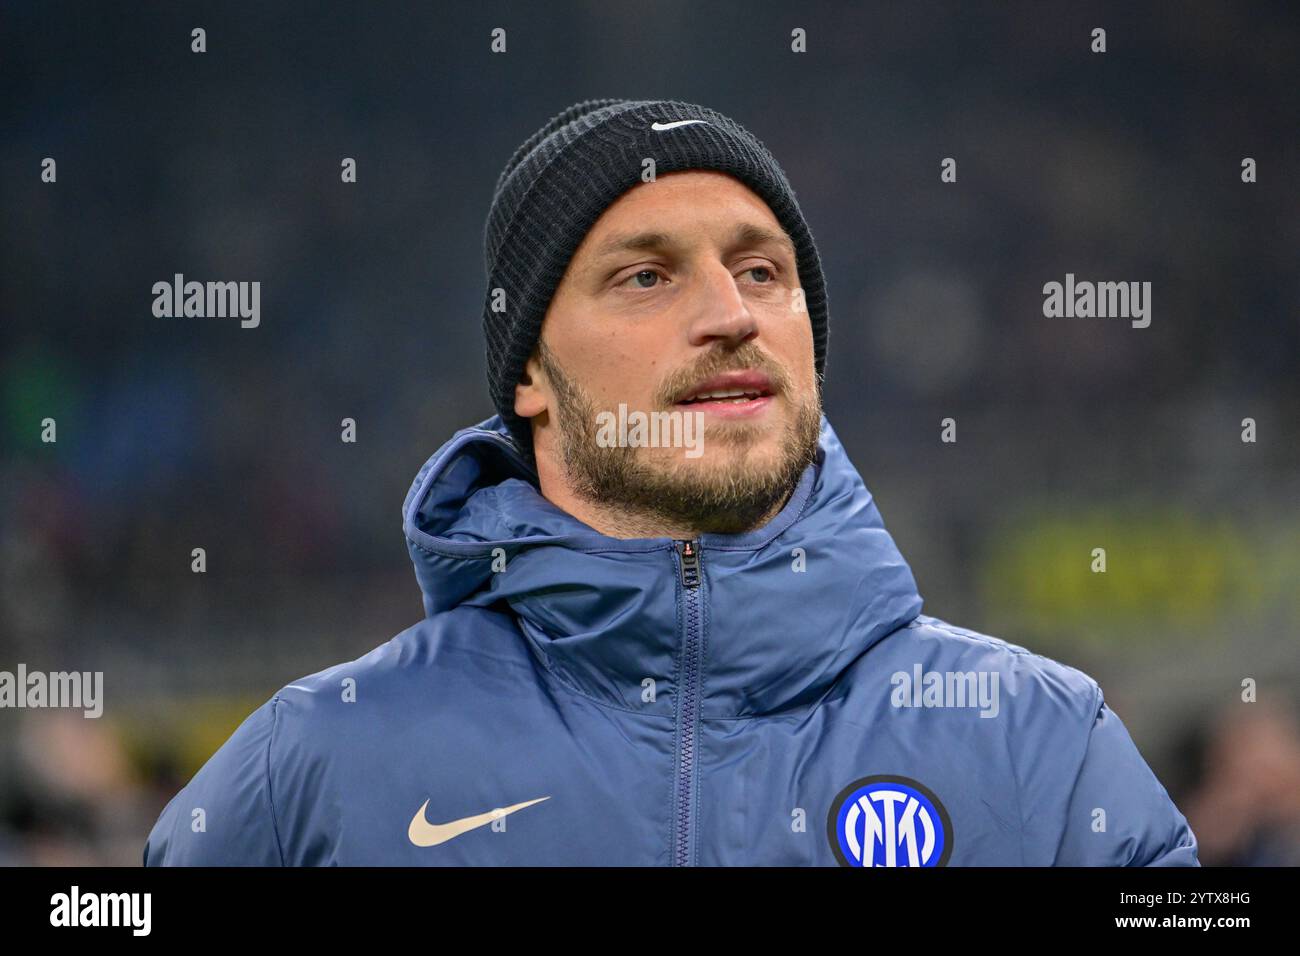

{"left": 747, "top": 266, "right": 774, "bottom": 283}
{"left": 621, "top": 269, "right": 663, "bottom": 289}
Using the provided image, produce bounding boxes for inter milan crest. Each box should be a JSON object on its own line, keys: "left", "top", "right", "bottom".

{"left": 827, "top": 775, "right": 953, "bottom": 867}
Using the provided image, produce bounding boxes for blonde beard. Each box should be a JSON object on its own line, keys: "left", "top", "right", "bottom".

{"left": 540, "top": 346, "right": 821, "bottom": 536}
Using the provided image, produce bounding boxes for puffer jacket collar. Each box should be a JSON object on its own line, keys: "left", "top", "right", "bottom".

{"left": 402, "top": 414, "right": 923, "bottom": 718}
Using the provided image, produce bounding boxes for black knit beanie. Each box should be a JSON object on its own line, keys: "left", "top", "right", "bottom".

{"left": 482, "top": 98, "right": 829, "bottom": 458}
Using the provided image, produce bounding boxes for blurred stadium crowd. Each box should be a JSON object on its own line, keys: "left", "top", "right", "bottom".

{"left": 2, "top": 2, "right": 1297, "bottom": 864}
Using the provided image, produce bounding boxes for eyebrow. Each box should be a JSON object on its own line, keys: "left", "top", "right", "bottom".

{"left": 589, "top": 222, "right": 797, "bottom": 263}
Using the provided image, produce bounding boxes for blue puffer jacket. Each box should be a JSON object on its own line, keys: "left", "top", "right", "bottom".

{"left": 144, "top": 414, "right": 1199, "bottom": 866}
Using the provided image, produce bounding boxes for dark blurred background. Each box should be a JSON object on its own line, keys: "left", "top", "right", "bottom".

{"left": 1, "top": 1, "right": 1297, "bottom": 865}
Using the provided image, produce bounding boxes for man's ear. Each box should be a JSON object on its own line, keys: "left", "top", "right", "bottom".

{"left": 514, "top": 347, "right": 548, "bottom": 419}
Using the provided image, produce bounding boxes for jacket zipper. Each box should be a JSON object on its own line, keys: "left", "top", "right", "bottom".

{"left": 673, "top": 538, "right": 703, "bottom": 866}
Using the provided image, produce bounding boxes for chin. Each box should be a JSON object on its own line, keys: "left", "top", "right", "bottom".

{"left": 659, "top": 435, "right": 782, "bottom": 476}
{"left": 700, "top": 420, "right": 784, "bottom": 458}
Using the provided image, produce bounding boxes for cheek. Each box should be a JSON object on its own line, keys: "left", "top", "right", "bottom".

{"left": 573, "top": 339, "right": 661, "bottom": 404}
{"left": 761, "top": 308, "right": 815, "bottom": 374}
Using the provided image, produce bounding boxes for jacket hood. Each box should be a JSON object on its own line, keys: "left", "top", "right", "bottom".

{"left": 402, "top": 414, "right": 923, "bottom": 718}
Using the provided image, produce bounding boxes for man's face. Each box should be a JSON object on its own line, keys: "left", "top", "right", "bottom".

{"left": 515, "top": 170, "right": 822, "bottom": 535}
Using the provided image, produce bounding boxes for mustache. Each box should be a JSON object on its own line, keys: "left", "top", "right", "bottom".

{"left": 656, "top": 344, "right": 789, "bottom": 407}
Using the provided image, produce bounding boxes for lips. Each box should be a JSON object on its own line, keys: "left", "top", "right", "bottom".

{"left": 675, "top": 370, "right": 774, "bottom": 406}
{"left": 674, "top": 370, "right": 777, "bottom": 420}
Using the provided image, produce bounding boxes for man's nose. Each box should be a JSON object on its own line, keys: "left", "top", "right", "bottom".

{"left": 686, "top": 261, "right": 758, "bottom": 350}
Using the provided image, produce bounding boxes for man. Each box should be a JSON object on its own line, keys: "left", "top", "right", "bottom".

{"left": 144, "top": 98, "right": 1198, "bottom": 866}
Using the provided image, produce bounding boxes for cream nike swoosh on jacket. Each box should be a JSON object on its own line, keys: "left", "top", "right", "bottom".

{"left": 407, "top": 797, "right": 549, "bottom": 847}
